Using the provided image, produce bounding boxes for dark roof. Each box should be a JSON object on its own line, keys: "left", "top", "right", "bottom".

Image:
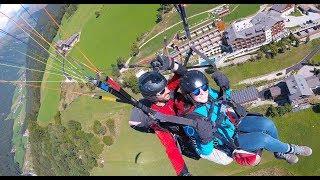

{"left": 231, "top": 86, "right": 259, "bottom": 104}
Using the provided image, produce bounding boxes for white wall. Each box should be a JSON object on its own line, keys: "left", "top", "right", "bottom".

{"left": 282, "top": 6, "right": 295, "bottom": 16}
{"left": 265, "top": 29, "right": 272, "bottom": 43}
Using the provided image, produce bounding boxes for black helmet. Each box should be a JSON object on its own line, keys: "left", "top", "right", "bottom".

{"left": 180, "top": 70, "right": 208, "bottom": 94}
{"left": 138, "top": 71, "right": 167, "bottom": 98}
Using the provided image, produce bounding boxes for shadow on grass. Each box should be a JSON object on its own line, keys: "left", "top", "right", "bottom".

{"left": 135, "top": 152, "right": 142, "bottom": 164}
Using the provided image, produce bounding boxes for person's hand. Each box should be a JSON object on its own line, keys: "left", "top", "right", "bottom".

{"left": 150, "top": 55, "right": 173, "bottom": 72}
{"left": 195, "top": 117, "right": 214, "bottom": 144}
{"left": 212, "top": 71, "right": 230, "bottom": 90}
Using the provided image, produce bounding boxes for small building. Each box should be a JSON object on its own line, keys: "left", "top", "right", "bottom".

{"left": 270, "top": 4, "right": 295, "bottom": 16}
{"left": 56, "top": 32, "right": 81, "bottom": 56}
{"left": 306, "top": 74, "right": 320, "bottom": 94}
{"left": 285, "top": 74, "right": 315, "bottom": 107}
{"left": 266, "top": 74, "right": 320, "bottom": 107}
{"left": 231, "top": 86, "right": 260, "bottom": 105}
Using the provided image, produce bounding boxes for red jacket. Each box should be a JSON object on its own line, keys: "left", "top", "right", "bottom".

{"left": 150, "top": 74, "right": 192, "bottom": 176}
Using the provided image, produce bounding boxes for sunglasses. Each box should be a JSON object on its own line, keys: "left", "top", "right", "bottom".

{"left": 156, "top": 88, "right": 166, "bottom": 96}
{"left": 191, "top": 84, "right": 208, "bottom": 96}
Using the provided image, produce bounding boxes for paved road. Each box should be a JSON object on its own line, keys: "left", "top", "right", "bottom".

{"left": 286, "top": 45, "right": 320, "bottom": 73}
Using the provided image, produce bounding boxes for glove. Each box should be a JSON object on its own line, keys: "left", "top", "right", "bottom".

{"left": 172, "top": 61, "right": 187, "bottom": 75}
{"left": 212, "top": 71, "right": 230, "bottom": 90}
{"left": 194, "top": 117, "right": 215, "bottom": 145}
{"left": 150, "top": 55, "right": 173, "bottom": 72}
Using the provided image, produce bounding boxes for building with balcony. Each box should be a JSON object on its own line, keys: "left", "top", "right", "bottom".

{"left": 224, "top": 11, "right": 287, "bottom": 52}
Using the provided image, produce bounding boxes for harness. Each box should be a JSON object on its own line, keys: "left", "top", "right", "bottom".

{"left": 187, "top": 95, "right": 250, "bottom": 154}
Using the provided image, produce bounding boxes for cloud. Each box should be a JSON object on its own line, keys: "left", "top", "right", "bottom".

{"left": 0, "top": 4, "right": 21, "bottom": 29}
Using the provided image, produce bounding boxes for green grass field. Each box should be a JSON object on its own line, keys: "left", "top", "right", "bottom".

{"left": 38, "top": 4, "right": 159, "bottom": 124}
{"left": 311, "top": 53, "right": 320, "bottom": 64}
{"left": 223, "top": 4, "right": 261, "bottom": 24}
{"left": 290, "top": 8, "right": 303, "bottom": 17}
{"left": 8, "top": 83, "right": 27, "bottom": 169}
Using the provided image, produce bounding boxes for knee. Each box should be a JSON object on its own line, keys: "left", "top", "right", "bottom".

{"left": 260, "top": 117, "right": 276, "bottom": 130}
{"left": 220, "top": 157, "right": 233, "bottom": 166}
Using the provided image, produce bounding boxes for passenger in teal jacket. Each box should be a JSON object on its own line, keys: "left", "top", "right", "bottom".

{"left": 180, "top": 70, "right": 312, "bottom": 165}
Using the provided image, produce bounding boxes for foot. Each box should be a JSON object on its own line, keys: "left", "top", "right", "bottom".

{"left": 275, "top": 152, "right": 299, "bottom": 164}
{"left": 291, "top": 144, "right": 313, "bottom": 156}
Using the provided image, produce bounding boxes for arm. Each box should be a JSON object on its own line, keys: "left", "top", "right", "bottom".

{"left": 211, "top": 71, "right": 231, "bottom": 100}
{"left": 167, "top": 61, "right": 188, "bottom": 91}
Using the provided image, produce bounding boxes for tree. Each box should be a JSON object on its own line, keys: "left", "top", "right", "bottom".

{"left": 67, "top": 120, "right": 82, "bottom": 131}
{"left": 95, "top": 11, "right": 101, "bottom": 18}
{"left": 130, "top": 43, "right": 140, "bottom": 57}
{"left": 156, "top": 13, "right": 163, "bottom": 23}
{"left": 116, "top": 56, "right": 126, "bottom": 70}
{"left": 105, "top": 118, "right": 115, "bottom": 134}
{"left": 269, "top": 43, "right": 278, "bottom": 57}
{"left": 276, "top": 106, "right": 287, "bottom": 116}
{"left": 111, "top": 64, "right": 120, "bottom": 78}
{"left": 122, "top": 70, "right": 140, "bottom": 94}
{"left": 276, "top": 40, "right": 286, "bottom": 53}
{"left": 295, "top": 38, "right": 300, "bottom": 47}
{"left": 54, "top": 111, "right": 62, "bottom": 125}
{"left": 155, "top": 4, "right": 173, "bottom": 23}
{"left": 305, "top": 35, "right": 310, "bottom": 44}
{"left": 288, "top": 33, "right": 296, "bottom": 41}
{"left": 283, "top": 103, "right": 293, "bottom": 113}
{"left": 256, "top": 50, "right": 263, "bottom": 60}
{"left": 103, "top": 136, "right": 114, "bottom": 146}
{"left": 260, "top": 45, "right": 269, "bottom": 54}
{"left": 266, "top": 105, "right": 278, "bottom": 117}
{"left": 93, "top": 120, "right": 106, "bottom": 136}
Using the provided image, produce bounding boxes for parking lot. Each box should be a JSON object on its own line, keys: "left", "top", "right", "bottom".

{"left": 283, "top": 12, "right": 320, "bottom": 27}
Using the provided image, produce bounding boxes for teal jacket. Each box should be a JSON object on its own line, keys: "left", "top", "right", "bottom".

{"left": 183, "top": 87, "right": 235, "bottom": 155}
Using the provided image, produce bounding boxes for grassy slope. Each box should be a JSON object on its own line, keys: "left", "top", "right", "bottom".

{"left": 311, "top": 53, "right": 320, "bottom": 64}
{"left": 37, "top": 5, "right": 100, "bottom": 125}
{"left": 38, "top": 4, "right": 158, "bottom": 125}
{"left": 69, "top": 4, "right": 159, "bottom": 70}
{"left": 223, "top": 4, "right": 261, "bottom": 24}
